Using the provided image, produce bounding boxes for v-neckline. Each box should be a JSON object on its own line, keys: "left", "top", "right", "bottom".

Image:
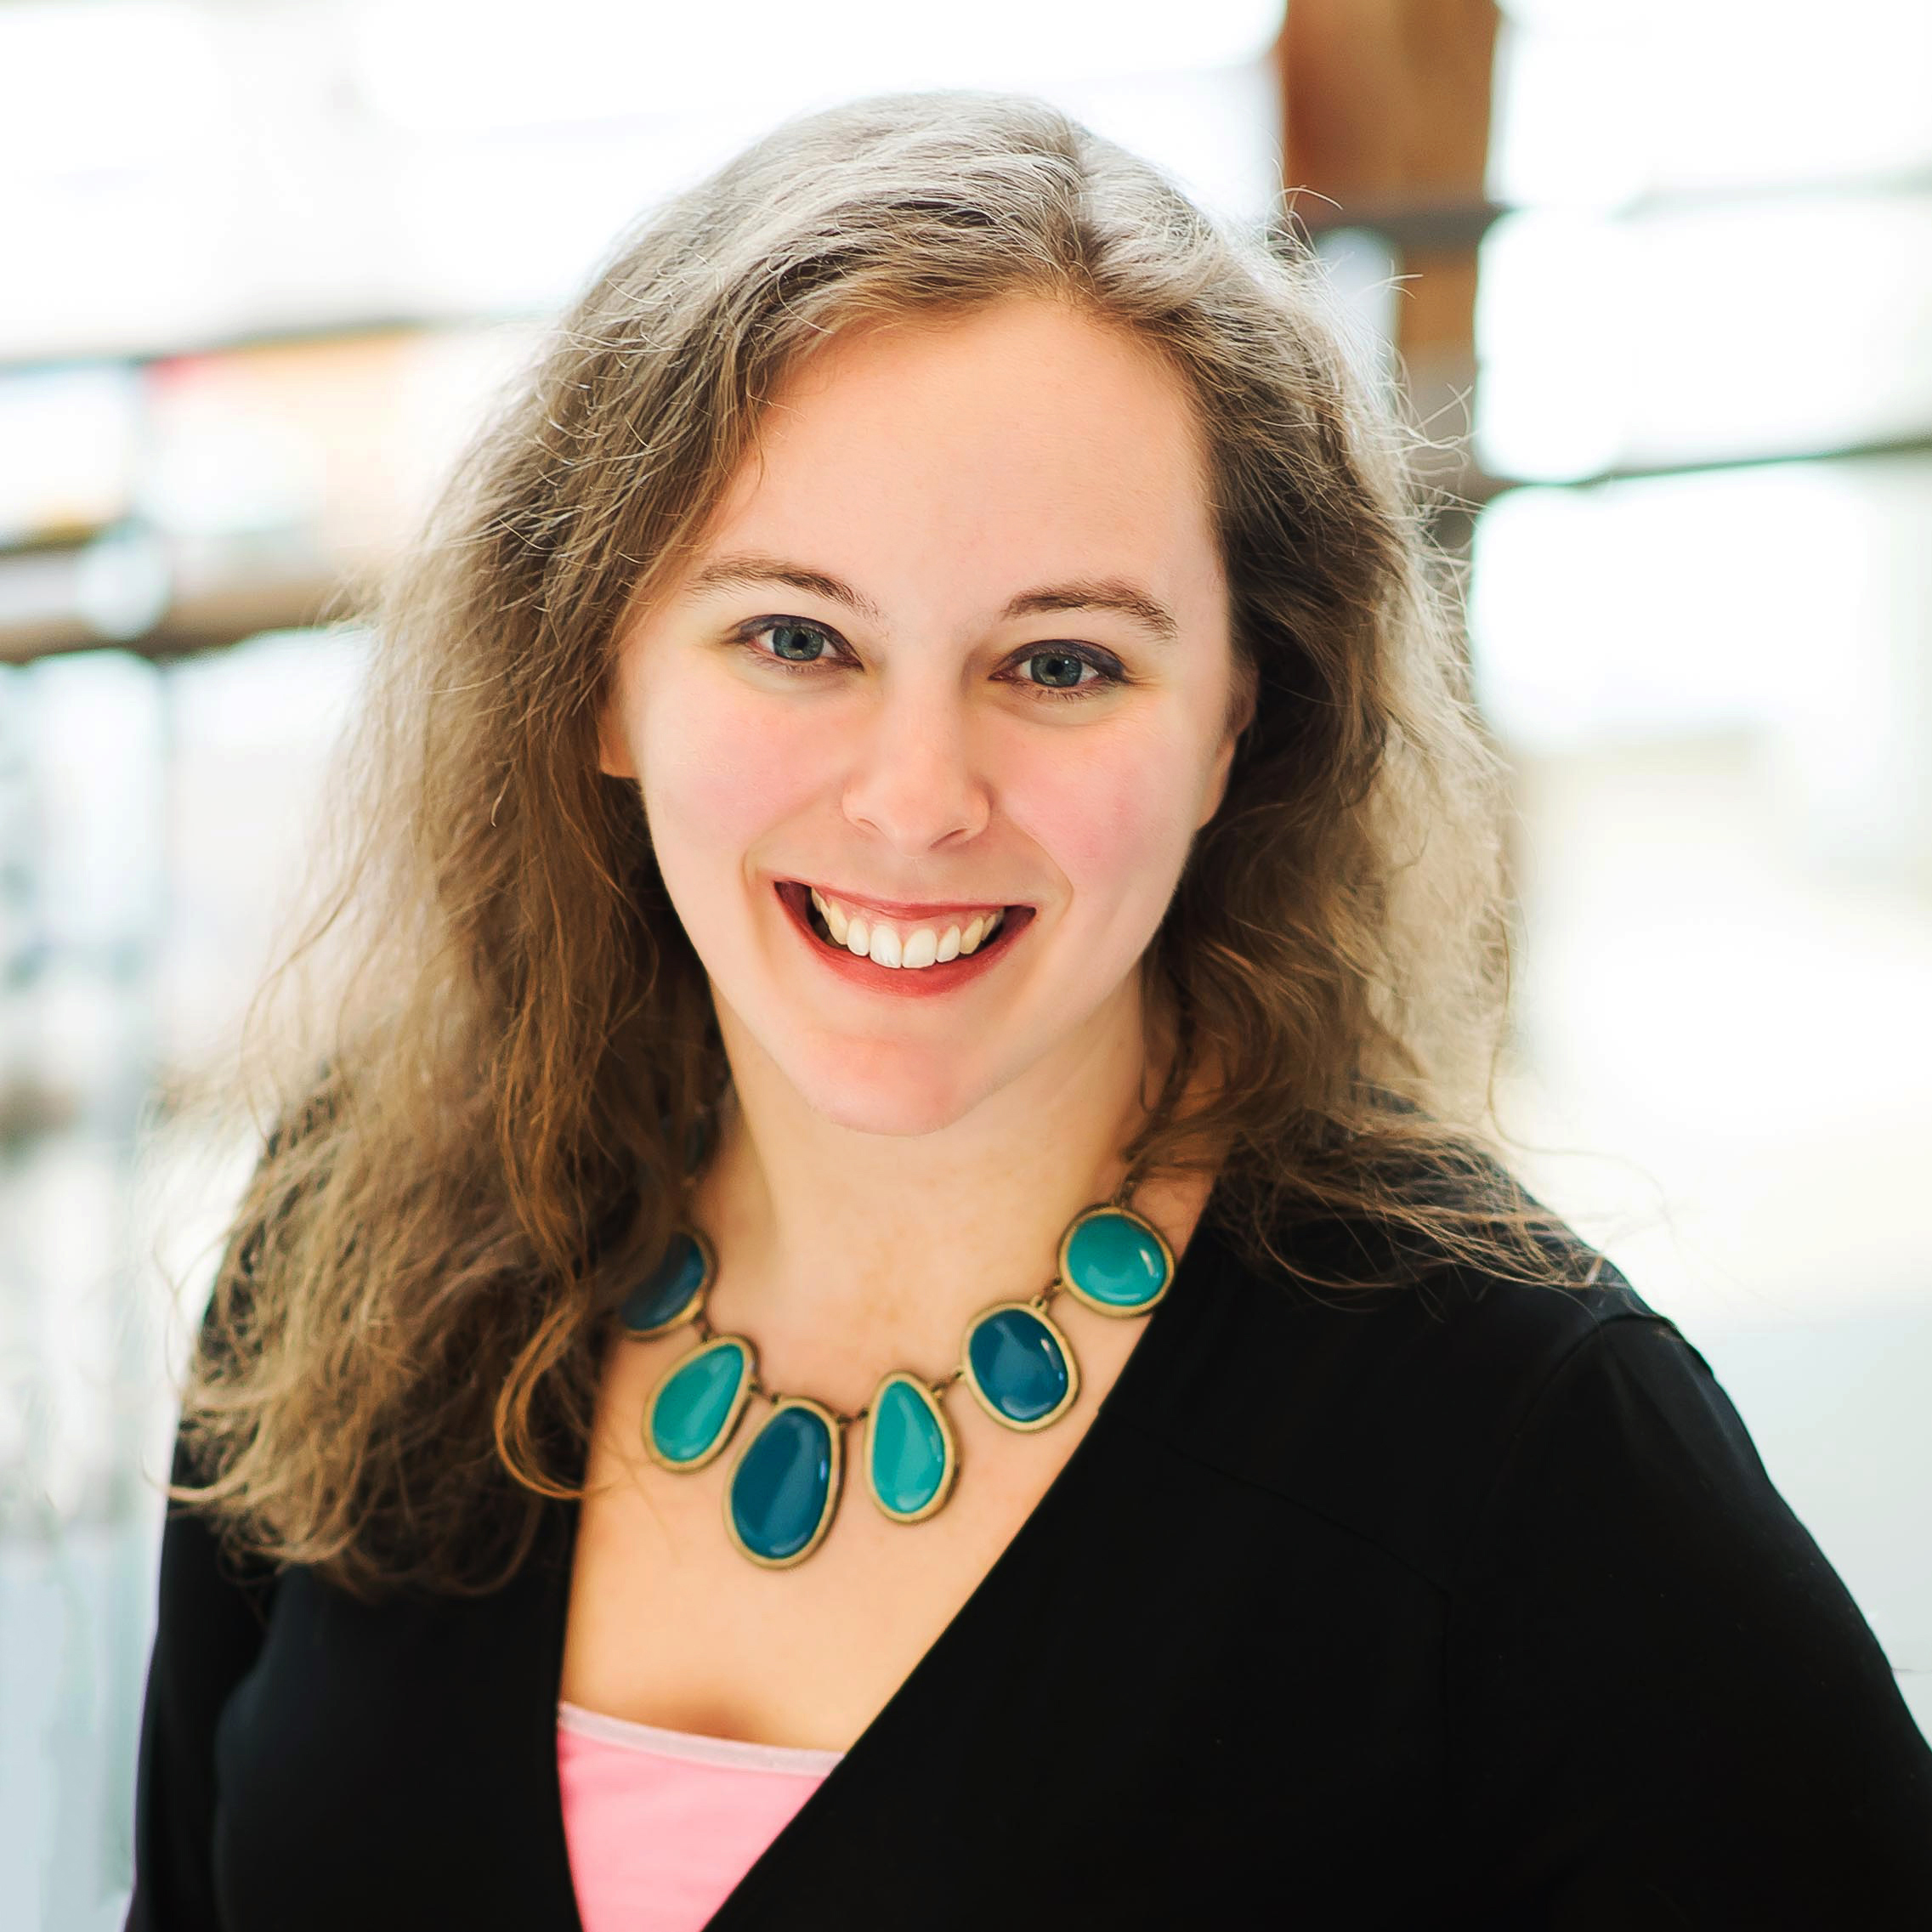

{"left": 531, "top": 1176, "right": 1230, "bottom": 1927}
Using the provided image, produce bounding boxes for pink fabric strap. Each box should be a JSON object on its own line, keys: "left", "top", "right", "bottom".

{"left": 556, "top": 1701, "right": 841, "bottom": 1932}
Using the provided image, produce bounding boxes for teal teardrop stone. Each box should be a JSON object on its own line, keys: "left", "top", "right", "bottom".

{"left": 619, "top": 1229, "right": 711, "bottom": 1336}
{"left": 966, "top": 1306, "right": 1074, "bottom": 1427}
{"left": 1062, "top": 1209, "right": 1171, "bottom": 1312}
{"left": 648, "top": 1339, "right": 749, "bottom": 1466}
{"left": 729, "top": 1403, "right": 838, "bottom": 1565}
{"left": 869, "top": 1377, "right": 951, "bottom": 1520}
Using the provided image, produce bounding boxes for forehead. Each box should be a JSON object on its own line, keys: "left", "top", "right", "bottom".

{"left": 695, "top": 297, "right": 1223, "bottom": 620}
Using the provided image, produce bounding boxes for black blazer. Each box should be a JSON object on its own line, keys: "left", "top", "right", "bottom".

{"left": 127, "top": 1198, "right": 1932, "bottom": 1928}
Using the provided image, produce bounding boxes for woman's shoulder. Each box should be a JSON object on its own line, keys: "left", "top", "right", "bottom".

{"left": 1190, "top": 1169, "right": 1683, "bottom": 1403}
{"left": 1140, "top": 1192, "right": 1697, "bottom": 1589}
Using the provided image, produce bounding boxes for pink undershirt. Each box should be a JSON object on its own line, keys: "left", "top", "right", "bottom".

{"left": 556, "top": 1700, "right": 843, "bottom": 1932}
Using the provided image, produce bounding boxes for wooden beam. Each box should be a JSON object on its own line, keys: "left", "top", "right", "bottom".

{"left": 1275, "top": 0, "right": 1499, "bottom": 413}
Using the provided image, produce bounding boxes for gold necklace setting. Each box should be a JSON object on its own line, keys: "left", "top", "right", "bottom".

{"left": 616, "top": 1201, "right": 1176, "bottom": 1568}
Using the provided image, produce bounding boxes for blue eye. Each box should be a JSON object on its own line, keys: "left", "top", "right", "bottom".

{"left": 1008, "top": 645, "right": 1129, "bottom": 703}
{"left": 761, "top": 621, "right": 831, "bottom": 664}
{"left": 736, "top": 617, "right": 1126, "bottom": 703}
{"left": 1023, "top": 649, "right": 1093, "bottom": 691}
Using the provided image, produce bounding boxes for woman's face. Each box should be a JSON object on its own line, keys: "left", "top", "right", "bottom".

{"left": 601, "top": 296, "right": 1244, "bottom": 1136}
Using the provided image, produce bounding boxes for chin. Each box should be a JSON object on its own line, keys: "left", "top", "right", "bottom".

{"left": 786, "top": 1041, "right": 990, "bottom": 1139}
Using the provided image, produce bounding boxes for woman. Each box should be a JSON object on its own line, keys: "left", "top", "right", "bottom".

{"left": 129, "top": 93, "right": 1932, "bottom": 1929}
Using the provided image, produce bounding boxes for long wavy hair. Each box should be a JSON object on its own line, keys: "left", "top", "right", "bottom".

{"left": 168, "top": 89, "right": 1569, "bottom": 1601}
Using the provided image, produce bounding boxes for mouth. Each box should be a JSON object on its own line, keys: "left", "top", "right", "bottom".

{"left": 773, "top": 881, "right": 1034, "bottom": 996}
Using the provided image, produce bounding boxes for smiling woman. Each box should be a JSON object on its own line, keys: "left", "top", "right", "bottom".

{"left": 128, "top": 90, "right": 1932, "bottom": 1932}
{"left": 595, "top": 297, "right": 1242, "bottom": 1096}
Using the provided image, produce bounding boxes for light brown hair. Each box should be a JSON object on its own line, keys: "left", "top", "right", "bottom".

{"left": 171, "top": 89, "right": 1566, "bottom": 1601}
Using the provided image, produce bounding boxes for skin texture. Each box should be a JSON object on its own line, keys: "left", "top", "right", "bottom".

{"left": 570, "top": 297, "right": 1248, "bottom": 1747}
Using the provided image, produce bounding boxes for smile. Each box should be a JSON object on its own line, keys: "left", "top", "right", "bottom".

{"left": 773, "top": 881, "right": 1033, "bottom": 994}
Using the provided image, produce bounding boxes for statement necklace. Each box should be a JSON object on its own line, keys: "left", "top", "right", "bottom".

{"left": 615, "top": 1191, "right": 1176, "bottom": 1568}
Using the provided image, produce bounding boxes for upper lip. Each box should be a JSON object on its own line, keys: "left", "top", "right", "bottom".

{"left": 792, "top": 880, "right": 1028, "bottom": 919}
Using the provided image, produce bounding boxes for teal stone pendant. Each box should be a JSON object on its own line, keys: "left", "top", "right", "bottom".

{"left": 619, "top": 1227, "right": 716, "bottom": 1339}
{"left": 725, "top": 1397, "right": 843, "bottom": 1567}
{"left": 864, "top": 1373, "right": 958, "bottom": 1523}
{"left": 960, "top": 1300, "right": 1080, "bottom": 1432}
{"left": 631, "top": 1188, "right": 1177, "bottom": 1567}
{"left": 643, "top": 1334, "right": 755, "bottom": 1470}
{"left": 1057, "top": 1205, "right": 1174, "bottom": 1317}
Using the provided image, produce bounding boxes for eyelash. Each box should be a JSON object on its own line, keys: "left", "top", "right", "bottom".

{"left": 733, "top": 617, "right": 1129, "bottom": 704}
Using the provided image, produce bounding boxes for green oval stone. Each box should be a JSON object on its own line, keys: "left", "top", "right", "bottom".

{"left": 1064, "top": 1210, "right": 1170, "bottom": 1311}
{"left": 869, "top": 1378, "right": 949, "bottom": 1519}
{"left": 649, "top": 1339, "right": 748, "bottom": 1465}
{"left": 729, "top": 1404, "right": 836, "bottom": 1564}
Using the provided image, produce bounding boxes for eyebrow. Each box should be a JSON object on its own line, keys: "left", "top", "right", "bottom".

{"left": 678, "top": 551, "right": 1179, "bottom": 644}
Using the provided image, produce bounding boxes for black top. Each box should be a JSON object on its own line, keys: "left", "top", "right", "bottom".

{"left": 127, "top": 1193, "right": 1932, "bottom": 1929}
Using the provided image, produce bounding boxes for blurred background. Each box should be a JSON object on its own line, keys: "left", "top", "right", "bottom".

{"left": 3, "top": 0, "right": 1928, "bottom": 1923}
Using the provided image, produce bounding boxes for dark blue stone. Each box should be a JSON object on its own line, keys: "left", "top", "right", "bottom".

{"left": 619, "top": 1230, "right": 710, "bottom": 1336}
{"left": 729, "top": 1403, "right": 838, "bottom": 1564}
{"left": 967, "top": 1306, "right": 1073, "bottom": 1426}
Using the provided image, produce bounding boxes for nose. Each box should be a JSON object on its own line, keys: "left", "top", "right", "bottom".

{"left": 839, "top": 671, "right": 991, "bottom": 853}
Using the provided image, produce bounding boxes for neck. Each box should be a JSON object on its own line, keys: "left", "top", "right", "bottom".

{"left": 688, "top": 978, "right": 1184, "bottom": 1391}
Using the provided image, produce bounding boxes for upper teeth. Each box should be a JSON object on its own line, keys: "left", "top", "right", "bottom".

{"left": 808, "top": 888, "right": 1007, "bottom": 969}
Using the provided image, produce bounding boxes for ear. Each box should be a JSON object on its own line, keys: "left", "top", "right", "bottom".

{"left": 1195, "top": 665, "right": 1255, "bottom": 829}
{"left": 1197, "top": 730, "right": 1238, "bottom": 830}
{"left": 597, "top": 694, "right": 637, "bottom": 780}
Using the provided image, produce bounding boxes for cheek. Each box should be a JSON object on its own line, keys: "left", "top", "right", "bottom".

{"left": 628, "top": 643, "right": 1217, "bottom": 926}
{"left": 635, "top": 670, "right": 831, "bottom": 875}
{"left": 1008, "top": 726, "right": 1199, "bottom": 909}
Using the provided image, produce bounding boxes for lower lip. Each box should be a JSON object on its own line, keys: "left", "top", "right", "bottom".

{"left": 773, "top": 881, "right": 1034, "bottom": 1000}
